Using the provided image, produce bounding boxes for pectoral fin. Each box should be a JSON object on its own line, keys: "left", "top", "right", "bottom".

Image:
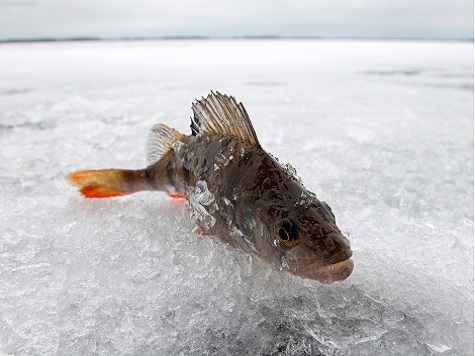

{"left": 146, "top": 124, "right": 185, "bottom": 166}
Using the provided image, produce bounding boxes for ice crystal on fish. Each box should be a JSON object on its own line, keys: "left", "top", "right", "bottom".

{"left": 215, "top": 153, "right": 233, "bottom": 167}
{"left": 220, "top": 197, "right": 234, "bottom": 226}
{"left": 230, "top": 187, "right": 241, "bottom": 201}
{"left": 172, "top": 140, "right": 184, "bottom": 152}
{"left": 298, "top": 191, "right": 319, "bottom": 207}
{"left": 192, "top": 180, "right": 214, "bottom": 206}
{"left": 283, "top": 162, "right": 303, "bottom": 185}
{"left": 268, "top": 152, "right": 279, "bottom": 162}
{"left": 280, "top": 255, "right": 290, "bottom": 270}
{"left": 188, "top": 180, "right": 216, "bottom": 230}
{"left": 230, "top": 226, "right": 256, "bottom": 252}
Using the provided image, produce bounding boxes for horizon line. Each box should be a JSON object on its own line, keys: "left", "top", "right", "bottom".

{"left": 0, "top": 35, "right": 473, "bottom": 44}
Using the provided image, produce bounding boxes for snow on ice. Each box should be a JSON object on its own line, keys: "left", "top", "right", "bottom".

{"left": 0, "top": 39, "right": 473, "bottom": 355}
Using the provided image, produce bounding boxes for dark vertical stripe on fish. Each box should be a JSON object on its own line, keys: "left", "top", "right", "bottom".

{"left": 166, "top": 160, "right": 176, "bottom": 190}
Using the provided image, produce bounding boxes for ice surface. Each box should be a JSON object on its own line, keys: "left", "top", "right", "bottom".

{"left": 0, "top": 40, "right": 473, "bottom": 355}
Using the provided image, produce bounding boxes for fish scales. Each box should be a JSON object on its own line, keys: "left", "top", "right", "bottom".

{"left": 155, "top": 133, "right": 265, "bottom": 250}
{"left": 66, "top": 92, "right": 354, "bottom": 283}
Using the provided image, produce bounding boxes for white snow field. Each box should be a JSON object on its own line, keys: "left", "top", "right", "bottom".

{"left": 0, "top": 39, "right": 473, "bottom": 355}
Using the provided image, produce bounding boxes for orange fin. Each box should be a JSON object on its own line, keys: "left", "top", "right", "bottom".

{"left": 168, "top": 193, "right": 186, "bottom": 200}
{"left": 66, "top": 169, "right": 127, "bottom": 198}
{"left": 193, "top": 227, "right": 206, "bottom": 236}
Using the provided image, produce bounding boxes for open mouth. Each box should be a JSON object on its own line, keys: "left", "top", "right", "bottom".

{"left": 297, "top": 257, "right": 354, "bottom": 283}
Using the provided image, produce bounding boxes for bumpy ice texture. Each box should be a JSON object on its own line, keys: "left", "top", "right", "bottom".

{"left": 0, "top": 40, "right": 472, "bottom": 355}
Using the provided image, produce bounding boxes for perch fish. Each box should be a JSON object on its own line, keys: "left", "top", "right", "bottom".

{"left": 66, "top": 92, "right": 353, "bottom": 283}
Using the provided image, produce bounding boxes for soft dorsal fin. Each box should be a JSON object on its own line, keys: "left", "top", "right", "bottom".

{"left": 191, "top": 92, "right": 261, "bottom": 148}
{"left": 146, "top": 123, "right": 185, "bottom": 165}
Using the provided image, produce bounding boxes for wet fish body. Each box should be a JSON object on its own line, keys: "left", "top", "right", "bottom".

{"left": 67, "top": 92, "right": 353, "bottom": 283}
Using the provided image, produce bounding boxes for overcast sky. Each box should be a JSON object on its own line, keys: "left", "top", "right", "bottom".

{"left": 1, "top": 0, "right": 473, "bottom": 40}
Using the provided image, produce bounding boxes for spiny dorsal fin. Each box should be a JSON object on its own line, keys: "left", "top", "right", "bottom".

{"left": 191, "top": 92, "right": 261, "bottom": 148}
{"left": 146, "top": 123, "right": 185, "bottom": 165}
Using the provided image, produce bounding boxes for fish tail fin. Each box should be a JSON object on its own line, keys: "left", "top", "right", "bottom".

{"left": 67, "top": 123, "right": 186, "bottom": 199}
{"left": 66, "top": 168, "right": 150, "bottom": 198}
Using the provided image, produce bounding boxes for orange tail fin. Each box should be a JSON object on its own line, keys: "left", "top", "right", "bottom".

{"left": 66, "top": 169, "right": 131, "bottom": 198}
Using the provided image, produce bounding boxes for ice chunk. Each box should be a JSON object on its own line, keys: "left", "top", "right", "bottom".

{"left": 426, "top": 343, "right": 453, "bottom": 353}
{"left": 282, "top": 162, "right": 304, "bottom": 185}
{"left": 191, "top": 180, "right": 214, "bottom": 206}
{"left": 188, "top": 180, "right": 217, "bottom": 230}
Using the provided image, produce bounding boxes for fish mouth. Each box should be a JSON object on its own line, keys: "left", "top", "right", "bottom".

{"left": 298, "top": 258, "right": 354, "bottom": 283}
{"left": 293, "top": 250, "right": 354, "bottom": 283}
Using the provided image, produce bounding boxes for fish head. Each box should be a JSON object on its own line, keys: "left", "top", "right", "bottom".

{"left": 257, "top": 185, "right": 353, "bottom": 283}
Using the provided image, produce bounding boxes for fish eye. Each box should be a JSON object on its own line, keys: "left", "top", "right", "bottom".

{"left": 278, "top": 227, "right": 290, "bottom": 241}
{"left": 276, "top": 218, "right": 298, "bottom": 245}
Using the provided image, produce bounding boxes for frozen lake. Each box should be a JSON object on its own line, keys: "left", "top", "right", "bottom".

{"left": 0, "top": 39, "right": 473, "bottom": 355}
